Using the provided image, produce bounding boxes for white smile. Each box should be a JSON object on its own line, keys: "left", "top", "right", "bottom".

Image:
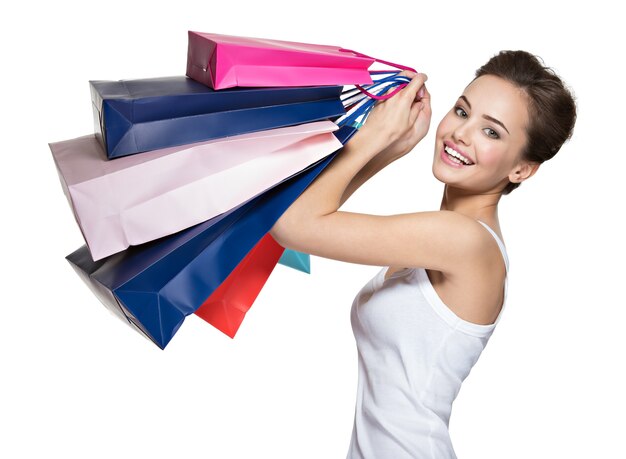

{"left": 444, "top": 145, "right": 474, "bottom": 165}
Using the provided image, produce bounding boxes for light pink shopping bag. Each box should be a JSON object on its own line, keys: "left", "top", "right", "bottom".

{"left": 50, "top": 121, "right": 342, "bottom": 261}
{"left": 186, "top": 31, "right": 415, "bottom": 90}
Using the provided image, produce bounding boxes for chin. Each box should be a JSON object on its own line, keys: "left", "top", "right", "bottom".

{"left": 432, "top": 159, "right": 463, "bottom": 187}
{"left": 432, "top": 163, "right": 481, "bottom": 194}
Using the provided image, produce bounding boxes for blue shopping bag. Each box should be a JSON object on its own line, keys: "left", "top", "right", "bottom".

{"left": 278, "top": 250, "right": 311, "bottom": 274}
{"left": 65, "top": 125, "right": 356, "bottom": 349}
{"left": 91, "top": 76, "right": 345, "bottom": 159}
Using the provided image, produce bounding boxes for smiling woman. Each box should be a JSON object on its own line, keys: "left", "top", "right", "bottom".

{"left": 433, "top": 74, "right": 535, "bottom": 195}
{"left": 269, "top": 50, "right": 577, "bottom": 458}
{"left": 471, "top": 51, "right": 578, "bottom": 194}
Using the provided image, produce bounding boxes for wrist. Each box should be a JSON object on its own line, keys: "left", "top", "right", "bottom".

{"left": 353, "top": 124, "right": 393, "bottom": 156}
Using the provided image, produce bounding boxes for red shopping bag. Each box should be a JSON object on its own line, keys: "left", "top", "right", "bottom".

{"left": 194, "top": 233, "right": 285, "bottom": 338}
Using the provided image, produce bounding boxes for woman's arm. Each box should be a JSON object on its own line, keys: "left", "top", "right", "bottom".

{"left": 339, "top": 153, "right": 391, "bottom": 207}
{"left": 339, "top": 128, "right": 426, "bottom": 207}
{"left": 280, "top": 72, "right": 430, "bottom": 218}
{"left": 339, "top": 72, "right": 435, "bottom": 206}
{"left": 270, "top": 73, "right": 495, "bottom": 274}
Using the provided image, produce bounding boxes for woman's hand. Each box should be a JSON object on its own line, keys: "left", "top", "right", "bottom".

{"left": 357, "top": 71, "right": 432, "bottom": 159}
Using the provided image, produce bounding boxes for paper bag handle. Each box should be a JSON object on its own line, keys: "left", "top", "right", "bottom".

{"left": 338, "top": 48, "right": 417, "bottom": 73}
{"left": 338, "top": 48, "right": 418, "bottom": 100}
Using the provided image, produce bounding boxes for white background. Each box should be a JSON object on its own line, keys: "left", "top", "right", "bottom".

{"left": 1, "top": 1, "right": 624, "bottom": 458}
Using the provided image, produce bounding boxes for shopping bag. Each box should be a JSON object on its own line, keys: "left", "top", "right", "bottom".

{"left": 64, "top": 126, "right": 356, "bottom": 349}
{"left": 192, "top": 126, "right": 356, "bottom": 339}
{"left": 192, "top": 126, "right": 358, "bottom": 338}
{"left": 65, "top": 153, "right": 335, "bottom": 349}
{"left": 186, "top": 31, "right": 415, "bottom": 90}
{"left": 91, "top": 76, "right": 345, "bottom": 159}
{"left": 194, "top": 233, "right": 285, "bottom": 338}
{"left": 278, "top": 250, "right": 311, "bottom": 274}
{"left": 51, "top": 121, "right": 342, "bottom": 261}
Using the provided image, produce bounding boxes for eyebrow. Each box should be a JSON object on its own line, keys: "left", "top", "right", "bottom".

{"left": 459, "top": 95, "right": 510, "bottom": 135}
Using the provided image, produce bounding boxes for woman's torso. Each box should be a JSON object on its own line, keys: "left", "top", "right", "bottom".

{"left": 346, "top": 220, "right": 509, "bottom": 459}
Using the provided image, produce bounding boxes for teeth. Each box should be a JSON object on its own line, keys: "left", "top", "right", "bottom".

{"left": 444, "top": 145, "right": 473, "bottom": 165}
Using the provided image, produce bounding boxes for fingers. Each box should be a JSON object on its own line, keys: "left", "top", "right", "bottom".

{"left": 374, "top": 70, "right": 425, "bottom": 102}
{"left": 403, "top": 72, "right": 428, "bottom": 100}
{"left": 409, "top": 101, "right": 423, "bottom": 124}
{"left": 414, "top": 86, "right": 431, "bottom": 114}
{"left": 409, "top": 87, "right": 432, "bottom": 125}
{"left": 366, "top": 69, "right": 430, "bottom": 142}
{"left": 397, "top": 69, "right": 417, "bottom": 79}
{"left": 409, "top": 97, "right": 428, "bottom": 121}
{"left": 418, "top": 85, "right": 431, "bottom": 101}
{"left": 421, "top": 87, "right": 432, "bottom": 111}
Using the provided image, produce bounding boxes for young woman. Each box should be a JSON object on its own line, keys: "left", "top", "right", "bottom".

{"left": 269, "top": 50, "right": 577, "bottom": 458}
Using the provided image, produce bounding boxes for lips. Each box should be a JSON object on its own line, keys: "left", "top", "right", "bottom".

{"left": 441, "top": 140, "right": 475, "bottom": 167}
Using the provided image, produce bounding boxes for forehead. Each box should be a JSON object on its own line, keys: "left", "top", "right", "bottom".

{"left": 463, "top": 75, "right": 530, "bottom": 134}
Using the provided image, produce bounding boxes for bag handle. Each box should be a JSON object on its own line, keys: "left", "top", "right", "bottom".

{"left": 336, "top": 75, "right": 412, "bottom": 128}
{"left": 338, "top": 48, "right": 417, "bottom": 100}
{"left": 355, "top": 83, "right": 404, "bottom": 101}
{"left": 338, "top": 48, "right": 417, "bottom": 72}
{"left": 342, "top": 74, "right": 411, "bottom": 105}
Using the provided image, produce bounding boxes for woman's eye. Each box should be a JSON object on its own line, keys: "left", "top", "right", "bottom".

{"left": 454, "top": 106, "right": 467, "bottom": 118}
{"left": 484, "top": 128, "right": 499, "bottom": 139}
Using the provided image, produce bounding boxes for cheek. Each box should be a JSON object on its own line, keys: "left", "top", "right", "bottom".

{"left": 478, "top": 144, "right": 515, "bottom": 173}
{"left": 435, "top": 113, "right": 454, "bottom": 139}
{"left": 479, "top": 146, "right": 500, "bottom": 165}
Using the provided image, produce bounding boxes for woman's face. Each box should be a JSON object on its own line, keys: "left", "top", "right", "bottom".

{"left": 433, "top": 74, "right": 531, "bottom": 194}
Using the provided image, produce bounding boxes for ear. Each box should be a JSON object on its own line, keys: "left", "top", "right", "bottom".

{"left": 509, "top": 161, "right": 540, "bottom": 184}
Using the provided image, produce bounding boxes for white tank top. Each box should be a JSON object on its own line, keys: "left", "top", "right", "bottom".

{"left": 346, "top": 221, "right": 509, "bottom": 459}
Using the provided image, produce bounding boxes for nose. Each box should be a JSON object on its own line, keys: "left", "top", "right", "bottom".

{"left": 452, "top": 120, "right": 470, "bottom": 146}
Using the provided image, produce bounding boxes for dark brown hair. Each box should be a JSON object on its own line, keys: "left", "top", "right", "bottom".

{"left": 474, "top": 50, "right": 577, "bottom": 194}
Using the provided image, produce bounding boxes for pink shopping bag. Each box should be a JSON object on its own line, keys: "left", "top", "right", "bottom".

{"left": 186, "top": 31, "right": 415, "bottom": 90}
{"left": 50, "top": 121, "right": 342, "bottom": 261}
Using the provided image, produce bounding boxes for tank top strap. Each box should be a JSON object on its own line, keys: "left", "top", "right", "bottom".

{"left": 476, "top": 220, "right": 509, "bottom": 273}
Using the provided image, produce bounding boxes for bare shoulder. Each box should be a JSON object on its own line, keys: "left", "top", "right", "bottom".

{"left": 428, "top": 215, "right": 507, "bottom": 326}
{"left": 422, "top": 212, "right": 504, "bottom": 272}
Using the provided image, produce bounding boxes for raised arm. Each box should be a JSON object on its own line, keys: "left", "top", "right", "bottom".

{"left": 292, "top": 72, "right": 431, "bottom": 218}
{"left": 340, "top": 72, "right": 433, "bottom": 207}
{"left": 269, "top": 72, "right": 495, "bottom": 274}
{"left": 340, "top": 126, "right": 425, "bottom": 207}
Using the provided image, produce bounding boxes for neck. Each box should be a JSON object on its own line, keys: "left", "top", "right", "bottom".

{"left": 439, "top": 185, "right": 501, "bottom": 223}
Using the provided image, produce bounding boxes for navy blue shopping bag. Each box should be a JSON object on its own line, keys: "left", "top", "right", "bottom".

{"left": 90, "top": 76, "right": 345, "bottom": 159}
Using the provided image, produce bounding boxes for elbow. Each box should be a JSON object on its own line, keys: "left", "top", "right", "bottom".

{"left": 270, "top": 206, "right": 329, "bottom": 252}
{"left": 269, "top": 211, "right": 314, "bottom": 252}
{"left": 269, "top": 221, "right": 287, "bottom": 247}
{"left": 269, "top": 211, "right": 298, "bottom": 249}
